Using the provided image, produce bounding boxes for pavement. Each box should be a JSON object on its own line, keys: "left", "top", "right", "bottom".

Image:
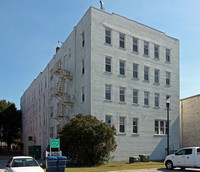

{"left": 1, "top": 156, "right": 200, "bottom": 172}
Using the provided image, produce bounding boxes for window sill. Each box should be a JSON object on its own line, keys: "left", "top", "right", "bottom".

{"left": 153, "top": 82, "right": 160, "bottom": 86}
{"left": 143, "top": 54, "right": 149, "bottom": 58}
{"left": 132, "top": 133, "right": 139, "bottom": 136}
{"left": 165, "top": 84, "right": 171, "bottom": 88}
{"left": 104, "top": 71, "right": 113, "bottom": 76}
{"left": 165, "top": 61, "right": 171, "bottom": 64}
{"left": 118, "top": 47, "right": 126, "bottom": 51}
{"left": 118, "top": 133, "right": 126, "bottom": 136}
{"left": 118, "top": 74, "right": 126, "bottom": 78}
{"left": 119, "top": 101, "right": 126, "bottom": 105}
{"left": 153, "top": 57, "right": 160, "bottom": 61}
{"left": 153, "top": 106, "right": 160, "bottom": 109}
{"left": 104, "top": 43, "right": 113, "bottom": 47}
{"left": 104, "top": 100, "right": 113, "bottom": 103}
{"left": 143, "top": 105, "right": 150, "bottom": 108}
{"left": 132, "top": 51, "right": 139, "bottom": 55}
{"left": 132, "top": 77, "right": 139, "bottom": 81}
{"left": 132, "top": 103, "right": 139, "bottom": 106}
{"left": 154, "top": 134, "right": 166, "bottom": 137}
{"left": 143, "top": 80, "right": 150, "bottom": 83}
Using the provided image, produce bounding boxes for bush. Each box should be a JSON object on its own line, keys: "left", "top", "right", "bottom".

{"left": 59, "top": 114, "right": 117, "bottom": 166}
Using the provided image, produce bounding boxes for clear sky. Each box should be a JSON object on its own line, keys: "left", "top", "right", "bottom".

{"left": 1, "top": 0, "right": 200, "bottom": 109}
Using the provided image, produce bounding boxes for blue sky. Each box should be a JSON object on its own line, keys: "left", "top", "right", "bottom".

{"left": 0, "top": 0, "right": 200, "bottom": 109}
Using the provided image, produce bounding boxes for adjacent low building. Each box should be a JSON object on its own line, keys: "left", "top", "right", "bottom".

{"left": 21, "top": 6, "right": 180, "bottom": 161}
{"left": 180, "top": 94, "right": 200, "bottom": 148}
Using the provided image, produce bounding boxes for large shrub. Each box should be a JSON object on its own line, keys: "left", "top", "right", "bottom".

{"left": 59, "top": 114, "right": 117, "bottom": 166}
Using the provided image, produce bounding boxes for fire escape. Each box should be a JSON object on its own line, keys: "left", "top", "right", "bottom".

{"left": 52, "top": 60, "right": 73, "bottom": 122}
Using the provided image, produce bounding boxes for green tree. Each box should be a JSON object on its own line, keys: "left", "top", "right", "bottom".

{"left": 59, "top": 114, "right": 117, "bottom": 166}
{"left": 0, "top": 100, "right": 22, "bottom": 151}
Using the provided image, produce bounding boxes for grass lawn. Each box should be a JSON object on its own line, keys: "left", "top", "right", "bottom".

{"left": 44, "top": 161, "right": 165, "bottom": 172}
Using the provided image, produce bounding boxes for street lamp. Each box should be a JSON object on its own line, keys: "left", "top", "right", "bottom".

{"left": 166, "top": 97, "right": 171, "bottom": 155}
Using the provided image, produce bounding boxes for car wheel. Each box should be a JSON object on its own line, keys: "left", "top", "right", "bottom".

{"left": 166, "top": 160, "right": 174, "bottom": 170}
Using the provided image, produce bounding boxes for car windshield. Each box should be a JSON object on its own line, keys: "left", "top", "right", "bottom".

{"left": 11, "top": 158, "right": 39, "bottom": 167}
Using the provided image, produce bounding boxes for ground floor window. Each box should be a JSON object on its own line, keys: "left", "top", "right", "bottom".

{"left": 155, "top": 120, "right": 168, "bottom": 135}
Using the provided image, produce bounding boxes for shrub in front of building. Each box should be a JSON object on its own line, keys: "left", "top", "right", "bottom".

{"left": 59, "top": 114, "right": 117, "bottom": 166}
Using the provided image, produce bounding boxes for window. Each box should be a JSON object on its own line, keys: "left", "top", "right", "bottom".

{"left": 119, "top": 33, "right": 125, "bottom": 48}
{"left": 144, "top": 66, "right": 149, "bottom": 81}
{"left": 154, "top": 44, "right": 159, "bottom": 58}
{"left": 81, "top": 86, "right": 85, "bottom": 102}
{"left": 119, "top": 117, "right": 125, "bottom": 133}
{"left": 133, "top": 37, "right": 138, "bottom": 52}
{"left": 105, "top": 57, "right": 111, "bottom": 72}
{"left": 50, "top": 107, "right": 53, "bottom": 117}
{"left": 105, "top": 85, "right": 111, "bottom": 100}
{"left": 144, "top": 41, "right": 149, "bottom": 55}
{"left": 155, "top": 120, "right": 168, "bottom": 135}
{"left": 120, "top": 87, "right": 125, "bottom": 102}
{"left": 50, "top": 74, "right": 54, "bottom": 81}
{"left": 69, "top": 48, "right": 71, "bottom": 57}
{"left": 133, "top": 118, "right": 138, "bottom": 134}
{"left": 155, "top": 93, "right": 159, "bottom": 107}
{"left": 106, "top": 115, "right": 112, "bottom": 127}
{"left": 120, "top": 60, "right": 125, "bottom": 75}
{"left": 166, "top": 49, "right": 170, "bottom": 62}
{"left": 166, "top": 72, "right": 171, "bottom": 85}
{"left": 154, "top": 69, "right": 159, "bottom": 83}
{"left": 81, "top": 32, "right": 85, "bottom": 47}
{"left": 176, "top": 149, "right": 192, "bottom": 155}
{"left": 133, "top": 63, "right": 138, "bottom": 79}
{"left": 82, "top": 60, "right": 85, "bottom": 75}
{"left": 50, "top": 127, "right": 54, "bottom": 138}
{"left": 133, "top": 89, "right": 138, "bottom": 104}
{"left": 105, "top": 28, "right": 111, "bottom": 44}
{"left": 144, "top": 91, "right": 149, "bottom": 105}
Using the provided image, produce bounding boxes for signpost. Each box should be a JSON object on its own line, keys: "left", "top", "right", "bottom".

{"left": 49, "top": 138, "right": 61, "bottom": 156}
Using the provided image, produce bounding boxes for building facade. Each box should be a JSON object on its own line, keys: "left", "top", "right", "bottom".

{"left": 180, "top": 94, "right": 200, "bottom": 148}
{"left": 21, "top": 7, "right": 180, "bottom": 161}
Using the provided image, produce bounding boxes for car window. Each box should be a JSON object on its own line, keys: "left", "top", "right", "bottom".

{"left": 11, "top": 158, "right": 39, "bottom": 167}
{"left": 197, "top": 148, "right": 200, "bottom": 155}
{"left": 185, "top": 149, "right": 192, "bottom": 155}
{"left": 176, "top": 149, "right": 186, "bottom": 155}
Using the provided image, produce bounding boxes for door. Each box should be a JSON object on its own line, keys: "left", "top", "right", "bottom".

{"left": 184, "top": 148, "right": 194, "bottom": 167}
{"left": 174, "top": 149, "right": 186, "bottom": 166}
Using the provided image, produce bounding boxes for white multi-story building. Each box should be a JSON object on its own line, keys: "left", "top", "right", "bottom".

{"left": 21, "top": 6, "right": 180, "bottom": 161}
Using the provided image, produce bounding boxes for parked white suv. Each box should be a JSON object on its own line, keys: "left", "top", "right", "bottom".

{"left": 164, "top": 147, "right": 200, "bottom": 170}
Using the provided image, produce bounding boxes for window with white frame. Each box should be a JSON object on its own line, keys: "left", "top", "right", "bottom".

{"left": 144, "top": 91, "right": 149, "bottom": 105}
{"left": 105, "top": 115, "right": 112, "bottom": 127}
{"left": 81, "top": 86, "right": 85, "bottom": 102}
{"left": 119, "top": 33, "right": 125, "bottom": 48}
{"left": 120, "top": 87, "right": 125, "bottom": 102}
{"left": 120, "top": 60, "right": 125, "bottom": 75}
{"left": 155, "top": 93, "right": 159, "bottom": 107}
{"left": 105, "top": 28, "right": 111, "bottom": 44}
{"left": 119, "top": 117, "right": 125, "bottom": 133}
{"left": 105, "top": 57, "right": 111, "bottom": 72}
{"left": 154, "top": 69, "right": 159, "bottom": 83}
{"left": 133, "top": 37, "right": 138, "bottom": 52}
{"left": 144, "top": 41, "right": 149, "bottom": 55}
{"left": 133, "top": 89, "right": 138, "bottom": 104}
{"left": 133, "top": 63, "right": 138, "bottom": 79}
{"left": 154, "top": 44, "right": 159, "bottom": 59}
{"left": 166, "top": 72, "right": 171, "bottom": 85}
{"left": 133, "top": 118, "right": 138, "bottom": 134}
{"left": 105, "top": 85, "right": 111, "bottom": 100}
{"left": 166, "top": 49, "right": 170, "bottom": 62}
{"left": 144, "top": 66, "right": 149, "bottom": 81}
{"left": 82, "top": 60, "right": 85, "bottom": 75}
{"left": 155, "top": 120, "right": 168, "bottom": 135}
{"left": 81, "top": 32, "right": 85, "bottom": 47}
